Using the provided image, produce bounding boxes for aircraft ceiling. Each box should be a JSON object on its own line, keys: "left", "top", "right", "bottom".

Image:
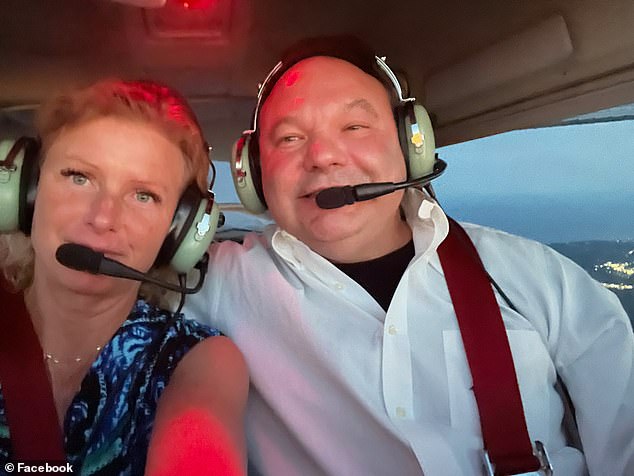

{"left": 1, "top": 0, "right": 634, "bottom": 160}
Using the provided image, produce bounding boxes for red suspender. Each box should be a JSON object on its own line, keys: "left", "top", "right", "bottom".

{"left": 0, "top": 283, "right": 66, "bottom": 461}
{"left": 437, "top": 218, "right": 543, "bottom": 475}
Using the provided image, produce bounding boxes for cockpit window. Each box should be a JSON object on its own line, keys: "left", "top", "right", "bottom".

{"left": 436, "top": 109, "right": 634, "bottom": 322}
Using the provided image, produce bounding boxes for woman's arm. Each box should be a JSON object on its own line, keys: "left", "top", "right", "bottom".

{"left": 146, "top": 336, "right": 249, "bottom": 476}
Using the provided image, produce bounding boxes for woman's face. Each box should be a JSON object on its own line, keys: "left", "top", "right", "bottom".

{"left": 30, "top": 115, "right": 188, "bottom": 296}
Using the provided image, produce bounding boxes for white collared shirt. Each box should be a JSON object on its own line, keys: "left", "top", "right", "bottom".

{"left": 185, "top": 189, "right": 634, "bottom": 476}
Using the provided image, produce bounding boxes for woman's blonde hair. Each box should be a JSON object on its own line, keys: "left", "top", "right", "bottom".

{"left": 0, "top": 79, "right": 210, "bottom": 309}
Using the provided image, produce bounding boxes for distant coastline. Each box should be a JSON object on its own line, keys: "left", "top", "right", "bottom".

{"left": 437, "top": 196, "right": 634, "bottom": 322}
{"left": 549, "top": 240, "right": 634, "bottom": 323}
{"left": 441, "top": 193, "right": 634, "bottom": 243}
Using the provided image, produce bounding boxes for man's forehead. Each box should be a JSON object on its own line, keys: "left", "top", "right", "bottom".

{"left": 281, "top": 56, "right": 367, "bottom": 80}
{"left": 268, "top": 56, "right": 385, "bottom": 100}
{"left": 258, "top": 59, "right": 390, "bottom": 126}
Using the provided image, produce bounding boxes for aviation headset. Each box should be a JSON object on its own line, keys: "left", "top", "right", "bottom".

{"left": 231, "top": 36, "right": 437, "bottom": 214}
{"left": 0, "top": 135, "right": 219, "bottom": 275}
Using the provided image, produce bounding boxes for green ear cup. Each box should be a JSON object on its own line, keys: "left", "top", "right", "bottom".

{"left": 0, "top": 140, "right": 24, "bottom": 233}
{"left": 169, "top": 198, "right": 219, "bottom": 274}
{"left": 231, "top": 134, "right": 267, "bottom": 214}
{"left": 405, "top": 104, "right": 436, "bottom": 178}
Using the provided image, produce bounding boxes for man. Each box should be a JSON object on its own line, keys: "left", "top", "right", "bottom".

{"left": 186, "top": 36, "right": 634, "bottom": 475}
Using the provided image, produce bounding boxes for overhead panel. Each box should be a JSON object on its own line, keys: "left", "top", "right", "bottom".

{"left": 143, "top": 0, "right": 234, "bottom": 41}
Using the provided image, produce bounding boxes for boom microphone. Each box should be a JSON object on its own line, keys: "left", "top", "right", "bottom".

{"left": 316, "top": 157, "right": 447, "bottom": 210}
{"left": 55, "top": 243, "right": 207, "bottom": 294}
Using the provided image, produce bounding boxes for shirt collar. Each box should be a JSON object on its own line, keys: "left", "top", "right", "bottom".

{"left": 402, "top": 188, "right": 449, "bottom": 257}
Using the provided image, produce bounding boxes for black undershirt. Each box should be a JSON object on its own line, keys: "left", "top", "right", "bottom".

{"left": 334, "top": 239, "right": 415, "bottom": 312}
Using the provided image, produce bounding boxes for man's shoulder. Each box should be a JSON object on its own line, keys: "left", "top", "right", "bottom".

{"left": 454, "top": 222, "right": 603, "bottom": 296}
{"left": 207, "top": 231, "right": 276, "bottom": 272}
{"left": 456, "top": 221, "right": 571, "bottom": 271}
{"left": 211, "top": 231, "right": 269, "bottom": 254}
{"left": 459, "top": 221, "right": 549, "bottom": 252}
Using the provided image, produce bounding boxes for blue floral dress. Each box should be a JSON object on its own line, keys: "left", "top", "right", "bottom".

{"left": 0, "top": 299, "right": 219, "bottom": 475}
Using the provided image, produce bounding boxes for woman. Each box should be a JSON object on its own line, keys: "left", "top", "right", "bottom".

{"left": 0, "top": 80, "right": 247, "bottom": 474}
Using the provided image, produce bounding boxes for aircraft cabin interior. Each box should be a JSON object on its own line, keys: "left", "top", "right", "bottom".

{"left": 1, "top": 1, "right": 633, "bottom": 474}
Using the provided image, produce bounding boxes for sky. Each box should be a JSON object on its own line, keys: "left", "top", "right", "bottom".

{"left": 213, "top": 120, "right": 634, "bottom": 244}
{"left": 434, "top": 120, "right": 634, "bottom": 243}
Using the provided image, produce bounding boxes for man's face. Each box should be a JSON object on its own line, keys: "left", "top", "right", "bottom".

{"left": 258, "top": 56, "right": 410, "bottom": 262}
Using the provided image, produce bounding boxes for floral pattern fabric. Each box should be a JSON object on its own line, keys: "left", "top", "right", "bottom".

{"left": 0, "top": 299, "right": 219, "bottom": 475}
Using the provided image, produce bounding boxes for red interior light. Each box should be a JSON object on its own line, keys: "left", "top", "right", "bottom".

{"left": 143, "top": 0, "right": 232, "bottom": 40}
{"left": 174, "top": 0, "right": 214, "bottom": 10}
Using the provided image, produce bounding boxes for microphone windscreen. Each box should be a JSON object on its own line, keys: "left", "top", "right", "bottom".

{"left": 55, "top": 243, "right": 103, "bottom": 274}
{"left": 315, "top": 186, "right": 356, "bottom": 209}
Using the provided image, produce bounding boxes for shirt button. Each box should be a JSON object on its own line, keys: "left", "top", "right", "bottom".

{"left": 387, "top": 325, "right": 398, "bottom": 335}
{"left": 333, "top": 282, "right": 345, "bottom": 290}
{"left": 396, "top": 407, "right": 407, "bottom": 418}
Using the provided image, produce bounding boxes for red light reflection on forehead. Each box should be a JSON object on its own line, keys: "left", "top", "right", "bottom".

{"left": 285, "top": 70, "right": 301, "bottom": 87}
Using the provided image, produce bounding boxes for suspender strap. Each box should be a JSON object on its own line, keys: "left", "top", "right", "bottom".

{"left": 437, "top": 218, "right": 541, "bottom": 475}
{"left": 0, "top": 283, "right": 65, "bottom": 461}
